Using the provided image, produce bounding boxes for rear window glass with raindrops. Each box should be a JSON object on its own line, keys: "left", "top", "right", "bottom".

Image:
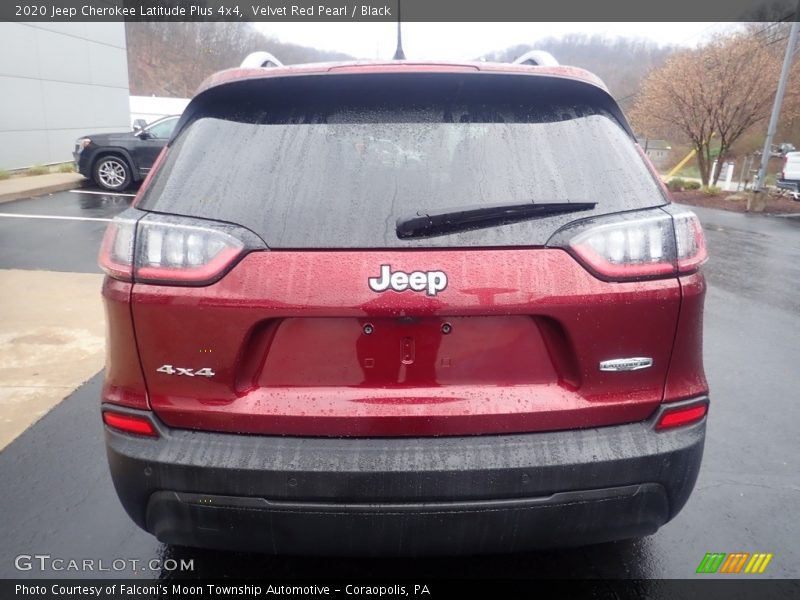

{"left": 138, "top": 72, "right": 666, "bottom": 248}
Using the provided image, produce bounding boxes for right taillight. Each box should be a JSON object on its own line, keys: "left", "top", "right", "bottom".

{"left": 672, "top": 209, "right": 708, "bottom": 273}
{"left": 548, "top": 207, "right": 707, "bottom": 281}
{"left": 99, "top": 212, "right": 264, "bottom": 286}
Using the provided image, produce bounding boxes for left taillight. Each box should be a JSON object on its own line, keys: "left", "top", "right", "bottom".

{"left": 99, "top": 218, "right": 136, "bottom": 281}
{"left": 99, "top": 214, "right": 264, "bottom": 286}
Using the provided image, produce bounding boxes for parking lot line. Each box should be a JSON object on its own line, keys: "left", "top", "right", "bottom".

{"left": 69, "top": 189, "right": 136, "bottom": 198}
{"left": 0, "top": 213, "right": 111, "bottom": 222}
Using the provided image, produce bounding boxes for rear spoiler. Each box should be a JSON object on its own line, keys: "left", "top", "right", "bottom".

{"left": 169, "top": 70, "right": 635, "bottom": 145}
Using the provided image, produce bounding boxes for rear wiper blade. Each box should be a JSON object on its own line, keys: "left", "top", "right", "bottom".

{"left": 396, "top": 201, "right": 597, "bottom": 239}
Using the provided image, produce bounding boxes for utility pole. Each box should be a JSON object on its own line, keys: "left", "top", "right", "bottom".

{"left": 393, "top": 0, "right": 405, "bottom": 60}
{"left": 754, "top": 3, "right": 800, "bottom": 193}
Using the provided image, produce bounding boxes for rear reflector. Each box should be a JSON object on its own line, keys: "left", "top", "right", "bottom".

{"left": 655, "top": 404, "right": 707, "bottom": 431}
{"left": 549, "top": 207, "right": 708, "bottom": 281}
{"left": 102, "top": 411, "right": 159, "bottom": 437}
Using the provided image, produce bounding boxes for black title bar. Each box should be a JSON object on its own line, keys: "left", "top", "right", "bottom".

{"left": 2, "top": 0, "right": 799, "bottom": 22}
{"left": 3, "top": 579, "right": 800, "bottom": 600}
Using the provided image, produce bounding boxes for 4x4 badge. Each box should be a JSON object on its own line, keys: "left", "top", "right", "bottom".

{"left": 368, "top": 265, "right": 447, "bottom": 296}
{"left": 156, "top": 365, "right": 215, "bottom": 377}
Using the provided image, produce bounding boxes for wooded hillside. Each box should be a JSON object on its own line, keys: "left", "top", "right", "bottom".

{"left": 126, "top": 22, "right": 354, "bottom": 97}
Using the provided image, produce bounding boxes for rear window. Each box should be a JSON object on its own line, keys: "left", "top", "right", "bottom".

{"left": 138, "top": 72, "right": 666, "bottom": 248}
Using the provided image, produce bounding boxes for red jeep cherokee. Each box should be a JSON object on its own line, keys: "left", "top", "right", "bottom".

{"left": 99, "top": 57, "right": 709, "bottom": 555}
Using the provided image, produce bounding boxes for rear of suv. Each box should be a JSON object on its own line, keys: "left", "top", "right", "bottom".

{"left": 99, "top": 59, "right": 709, "bottom": 555}
{"left": 777, "top": 151, "right": 800, "bottom": 199}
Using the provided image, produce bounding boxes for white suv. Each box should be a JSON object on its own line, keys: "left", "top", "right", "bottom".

{"left": 778, "top": 151, "right": 800, "bottom": 200}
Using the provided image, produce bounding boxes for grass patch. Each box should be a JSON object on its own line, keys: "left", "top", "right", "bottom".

{"left": 56, "top": 162, "right": 75, "bottom": 173}
{"left": 25, "top": 165, "right": 50, "bottom": 176}
{"left": 0, "top": 170, "right": 10, "bottom": 181}
{"left": 674, "top": 164, "right": 701, "bottom": 179}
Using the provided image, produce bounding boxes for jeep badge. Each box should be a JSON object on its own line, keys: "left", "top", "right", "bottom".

{"left": 368, "top": 265, "right": 447, "bottom": 296}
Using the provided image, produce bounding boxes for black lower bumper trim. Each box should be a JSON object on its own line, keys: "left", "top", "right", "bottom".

{"left": 104, "top": 397, "right": 707, "bottom": 555}
{"left": 147, "top": 483, "right": 669, "bottom": 555}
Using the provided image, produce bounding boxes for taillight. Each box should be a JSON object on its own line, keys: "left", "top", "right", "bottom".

{"left": 134, "top": 216, "right": 247, "bottom": 284}
{"left": 99, "top": 212, "right": 264, "bottom": 285}
{"left": 102, "top": 411, "right": 159, "bottom": 437}
{"left": 673, "top": 209, "right": 708, "bottom": 273}
{"left": 548, "top": 207, "right": 707, "bottom": 281}
{"left": 98, "top": 218, "right": 136, "bottom": 281}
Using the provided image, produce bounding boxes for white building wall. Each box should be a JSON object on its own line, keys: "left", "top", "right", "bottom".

{"left": 130, "top": 96, "right": 190, "bottom": 126}
{"left": 0, "top": 22, "right": 131, "bottom": 170}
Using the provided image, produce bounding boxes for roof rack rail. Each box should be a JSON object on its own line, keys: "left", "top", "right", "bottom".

{"left": 513, "top": 51, "right": 559, "bottom": 67}
{"left": 240, "top": 51, "right": 284, "bottom": 68}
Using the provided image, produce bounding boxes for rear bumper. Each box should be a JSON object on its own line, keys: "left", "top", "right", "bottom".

{"left": 104, "top": 397, "right": 707, "bottom": 556}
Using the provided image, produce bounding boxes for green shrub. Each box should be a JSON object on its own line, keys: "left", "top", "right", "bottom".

{"left": 56, "top": 162, "right": 75, "bottom": 173}
{"left": 0, "top": 170, "right": 10, "bottom": 181}
{"left": 667, "top": 177, "right": 685, "bottom": 192}
{"left": 702, "top": 185, "right": 722, "bottom": 196}
{"left": 25, "top": 165, "right": 49, "bottom": 176}
{"left": 684, "top": 180, "right": 701, "bottom": 190}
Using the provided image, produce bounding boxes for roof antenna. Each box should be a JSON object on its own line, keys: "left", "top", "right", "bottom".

{"left": 393, "top": 0, "right": 405, "bottom": 60}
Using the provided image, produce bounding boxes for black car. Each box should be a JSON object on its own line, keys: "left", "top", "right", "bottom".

{"left": 73, "top": 115, "right": 180, "bottom": 191}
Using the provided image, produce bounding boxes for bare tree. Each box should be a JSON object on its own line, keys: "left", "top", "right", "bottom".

{"left": 630, "top": 33, "right": 781, "bottom": 185}
{"left": 781, "top": 51, "right": 800, "bottom": 126}
{"left": 125, "top": 22, "right": 354, "bottom": 98}
{"left": 482, "top": 34, "right": 677, "bottom": 108}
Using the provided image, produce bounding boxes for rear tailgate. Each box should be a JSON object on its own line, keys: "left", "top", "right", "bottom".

{"left": 130, "top": 70, "right": 681, "bottom": 436}
{"left": 131, "top": 249, "right": 680, "bottom": 436}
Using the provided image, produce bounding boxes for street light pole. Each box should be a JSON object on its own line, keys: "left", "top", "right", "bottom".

{"left": 754, "top": 4, "right": 800, "bottom": 193}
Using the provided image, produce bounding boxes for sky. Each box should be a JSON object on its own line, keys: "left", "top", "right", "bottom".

{"left": 255, "top": 22, "right": 740, "bottom": 61}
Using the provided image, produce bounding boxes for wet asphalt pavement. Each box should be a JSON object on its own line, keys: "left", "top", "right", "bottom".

{"left": 0, "top": 189, "right": 798, "bottom": 580}
{"left": 0, "top": 190, "right": 134, "bottom": 274}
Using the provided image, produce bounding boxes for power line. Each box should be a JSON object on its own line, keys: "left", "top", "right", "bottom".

{"left": 678, "top": 22, "right": 724, "bottom": 46}
{"left": 751, "top": 20, "right": 786, "bottom": 40}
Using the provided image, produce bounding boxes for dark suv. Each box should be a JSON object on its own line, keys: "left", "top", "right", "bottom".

{"left": 99, "top": 58, "right": 709, "bottom": 555}
{"left": 74, "top": 115, "right": 179, "bottom": 191}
